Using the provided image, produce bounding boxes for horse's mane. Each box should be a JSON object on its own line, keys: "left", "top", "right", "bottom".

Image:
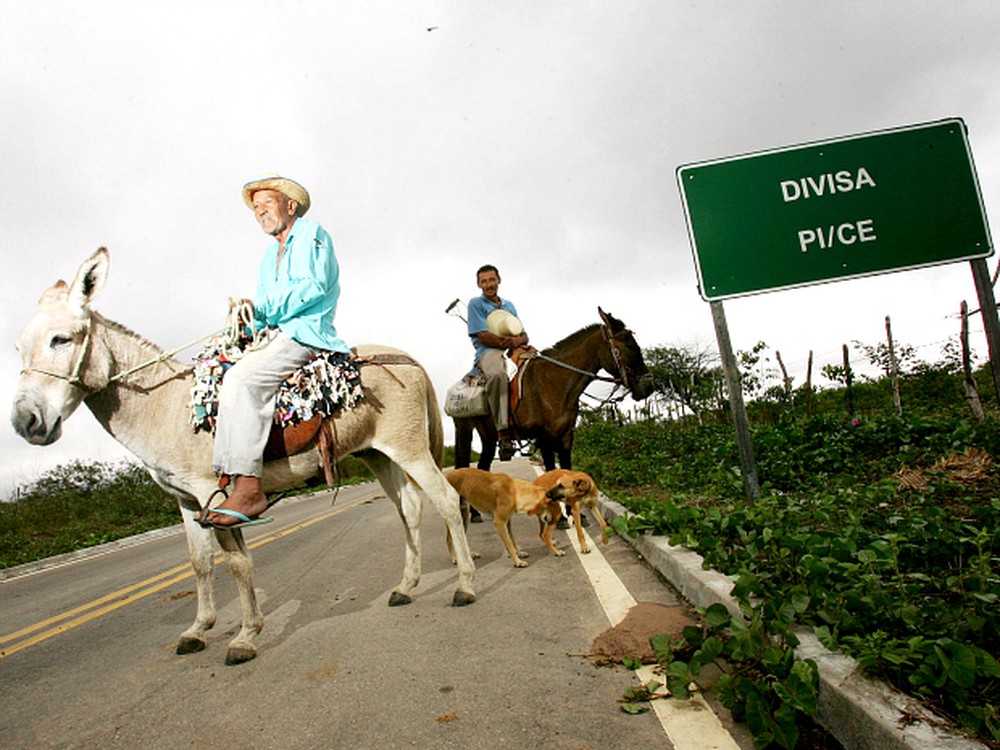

{"left": 541, "top": 323, "right": 601, "bottom": 356}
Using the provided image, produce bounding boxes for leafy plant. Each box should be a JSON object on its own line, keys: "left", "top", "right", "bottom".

{"left": 618, "top": 596, "right": 820, "bottom": 749}
{"left": 580, "top": 412, "right": 1000, "bottom": 747}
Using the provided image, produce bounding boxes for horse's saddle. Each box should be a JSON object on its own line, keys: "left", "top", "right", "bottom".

{"left": 264, "top": 414, "right": 325, "bottom": 460}
{"left": 506, "top": 345, "right": 536, "bottom": 416}
{"left": 264, "top": 415, "right": 336, "bottom": 485}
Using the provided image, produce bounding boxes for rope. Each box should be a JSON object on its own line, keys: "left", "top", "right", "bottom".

{"left": 227, "top": 298, "right": 260, "bottom": 348}
{"left": 107, "top": 327, "right": 227, "bottom": 383}
{"left": 108, "top": 300, "right": 254, "bottom": 384}
{"left": 527, "top": 351, "right": 620, "bottom": 383}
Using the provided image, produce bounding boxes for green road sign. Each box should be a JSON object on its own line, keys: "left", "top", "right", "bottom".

{"left": 677, "top": 118, "right": 993, "bottom": 301}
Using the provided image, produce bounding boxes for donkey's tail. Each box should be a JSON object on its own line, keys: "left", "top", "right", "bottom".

{"left": 424, "top": 370, "right": 446, "bottom": 468}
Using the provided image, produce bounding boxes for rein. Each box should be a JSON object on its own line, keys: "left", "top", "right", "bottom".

{"left": 528, "top": 351, "right": 619, "bottom": 383}
{"left": 525, "top": 320, "right": 635, "bottom": 388}
{"left": 108, "top": 300, "right": 256, "bottom": 385}
{"left": 20, "top": 302, "right": 253, "bottom": 392}
{"left": 105, "top": 329, "right": 227, "bottom": 385}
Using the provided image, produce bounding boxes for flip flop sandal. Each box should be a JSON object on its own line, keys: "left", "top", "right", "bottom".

{"left": 201, "top": 507, "right": 274, "bottom": 530}
{"left": 196, "top": 485, "right": 273, "bottom": 530}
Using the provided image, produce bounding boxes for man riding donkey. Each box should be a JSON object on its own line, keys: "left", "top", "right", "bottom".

{"left": 199, "top": 175, "right": 350, "bottom": 529}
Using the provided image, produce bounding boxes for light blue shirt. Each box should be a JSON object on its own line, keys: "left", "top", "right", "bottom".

{"left": 253, "top": 218, "right": 350, "bottom": 353}
{"left": 467, "top": 295, "right": 519, "bottom": 365}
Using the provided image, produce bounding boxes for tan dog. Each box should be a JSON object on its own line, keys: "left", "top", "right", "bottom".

{"left": 533, "top": 469, "right": 608, "bottom": 553}
{"left": 446, "top": 468, "right": 571, "bottom": 567}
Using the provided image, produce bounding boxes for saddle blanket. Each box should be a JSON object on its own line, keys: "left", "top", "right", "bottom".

{"left": 189, "top": 334, "right": 364, "bottom": 434}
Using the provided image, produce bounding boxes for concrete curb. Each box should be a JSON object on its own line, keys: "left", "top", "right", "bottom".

{"left": 598, "top": 495, "right": 987, "bottom": 750}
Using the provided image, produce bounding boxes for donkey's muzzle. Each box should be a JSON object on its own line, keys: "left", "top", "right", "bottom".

{"left": 11, "top": 398, "right": 62, "bottom": 445}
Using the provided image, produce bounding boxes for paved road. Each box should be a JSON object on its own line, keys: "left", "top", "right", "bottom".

{"left": 0, "top": 458, "right": 747, "bottom": 750}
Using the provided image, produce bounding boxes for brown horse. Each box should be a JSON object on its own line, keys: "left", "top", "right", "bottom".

{"left": 453, "top": 308, "right": 654, "bottom": 472}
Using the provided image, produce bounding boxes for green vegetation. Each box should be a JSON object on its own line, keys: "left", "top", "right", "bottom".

{"left": 1, "top": 461, "right": 178, "bottom": 568}
{"left": 4, "top": 328, "right": 996, "bottom": 746}
{"left": 573, "top": 346, "right": 1000, "bottom": 748}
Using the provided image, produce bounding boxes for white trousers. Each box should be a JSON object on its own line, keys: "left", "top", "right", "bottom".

{"left": 211, "top": 329, "right": 314, "bottom": 477}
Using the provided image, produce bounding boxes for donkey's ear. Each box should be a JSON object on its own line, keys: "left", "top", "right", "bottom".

{"left": 38, "top": 280, "right": 69, "bottom": 306}
{"left": 67, "top": 247, "right": 109, "bottom": 313}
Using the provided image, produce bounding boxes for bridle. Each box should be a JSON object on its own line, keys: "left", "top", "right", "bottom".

{"left": 601, "top": 321, "right": 636, "bottom": 392}
{"left": 528, "top": 319, "right": 638, "bottom": 392}
{"left": 20, "top": 317, "right": 96, "bottom": 391}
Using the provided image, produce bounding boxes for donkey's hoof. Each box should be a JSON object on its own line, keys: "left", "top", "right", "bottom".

{"left": 388, "top": 591, "right": 412, "bottom": 607}
{"left": 225, "top": 646, "right": 257, "bottom": 665}
{"left": 452, "top": 590, "right": 476, "bottom": 607}
{"left": 176, "top": 636, "right": 206, "bottom": 655}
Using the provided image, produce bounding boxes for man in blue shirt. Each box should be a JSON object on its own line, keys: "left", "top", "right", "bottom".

{"left": 200, "top": 175, "right": 349, "bottom": 529}
{"left": 467, "top": 265, "right": 529, "bottom": 459}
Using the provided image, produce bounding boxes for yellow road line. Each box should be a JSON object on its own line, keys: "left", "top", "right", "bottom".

{"left": 0, "top": 563, "right": 192, "bottom": 646}
{"left": 0, "top": 494, "right": 371, "bottom": 659}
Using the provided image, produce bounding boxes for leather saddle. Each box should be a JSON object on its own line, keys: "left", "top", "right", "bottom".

{"left": 258, "top": 352, "right": 413, "bottom": 486}
{"left": 264, "top": 415, "right": 323, "bottom": 460}
{"left": 505, "top": 345, "right": 535, "bottom": 423}
{"left": 264, "top": 415, "right": 337, "bottom": 488}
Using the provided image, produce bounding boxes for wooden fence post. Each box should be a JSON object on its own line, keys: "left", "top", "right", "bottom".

{"left": 885, "top": 315, "right": 903, "bottom": 417}
{"left": 775, "top": 350, "right": 793, "bottom": 403}
{"left": 842, "top": 344, "right": 855, "bottom": 416}
{"left": 961, "top": 300, "right": 985, "bottom": 420}
{"left": 805, "top": 350, "right": 814, "bottom": 414}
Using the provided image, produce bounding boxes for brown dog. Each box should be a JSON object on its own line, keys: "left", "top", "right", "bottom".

{"left": 533, "top": 469, "right": 608, "bottom": 553}
{"left": 446, "top": 468, "right": 570, "bottom": 567}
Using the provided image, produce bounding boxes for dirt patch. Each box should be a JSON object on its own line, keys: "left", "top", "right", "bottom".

{"left": 589, "top": 602, "right": 697, "bottom": 666}
{"left": 894, "top": 447, "right": 993, "bottom": 490}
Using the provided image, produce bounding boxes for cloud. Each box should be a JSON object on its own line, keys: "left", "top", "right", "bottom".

{"left": 3, "top": 0, "right": 999, "bottom": 498}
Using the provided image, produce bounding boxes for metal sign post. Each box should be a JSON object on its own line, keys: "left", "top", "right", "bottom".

{"left": 711, "top": 300, "right": 760, "bottom": 499}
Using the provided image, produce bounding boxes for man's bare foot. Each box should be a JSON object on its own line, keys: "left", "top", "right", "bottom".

{"left": 201, "top": 475, "right": 269, "bottom": 528}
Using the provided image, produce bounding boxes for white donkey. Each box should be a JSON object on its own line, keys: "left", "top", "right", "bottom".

{"left": 11, "top": 248, "right": 476, "bottom": 665}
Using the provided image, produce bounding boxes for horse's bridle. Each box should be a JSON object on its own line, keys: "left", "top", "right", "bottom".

{"left": 601, "top": 322, "right": 635, "bottom": 392}
{"left": 529, "top": 319, "right": 637, "bottom": 391}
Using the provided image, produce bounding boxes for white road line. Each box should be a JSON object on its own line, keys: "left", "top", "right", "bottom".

{"left": 564, "top": 522, "right": 741, "bottom": 750}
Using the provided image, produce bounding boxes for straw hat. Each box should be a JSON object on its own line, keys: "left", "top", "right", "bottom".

{"left": 242, "top": 174, "right": 311, "bottom": 216}
{"left": 486, "top": 309, "right": 523, "bottom": 337}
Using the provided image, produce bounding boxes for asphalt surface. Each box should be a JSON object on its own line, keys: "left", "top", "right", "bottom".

{"left": 0, "top": 458, "right": 749, "bottom": 750}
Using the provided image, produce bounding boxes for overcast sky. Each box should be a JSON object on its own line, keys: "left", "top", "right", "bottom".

{"left": 2, "top": 1, "right": 999, "bottom": 497}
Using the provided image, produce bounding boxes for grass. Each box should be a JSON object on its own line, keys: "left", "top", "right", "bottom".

{"left": 0, "top": 461, "right": 178, "bottom": 569}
